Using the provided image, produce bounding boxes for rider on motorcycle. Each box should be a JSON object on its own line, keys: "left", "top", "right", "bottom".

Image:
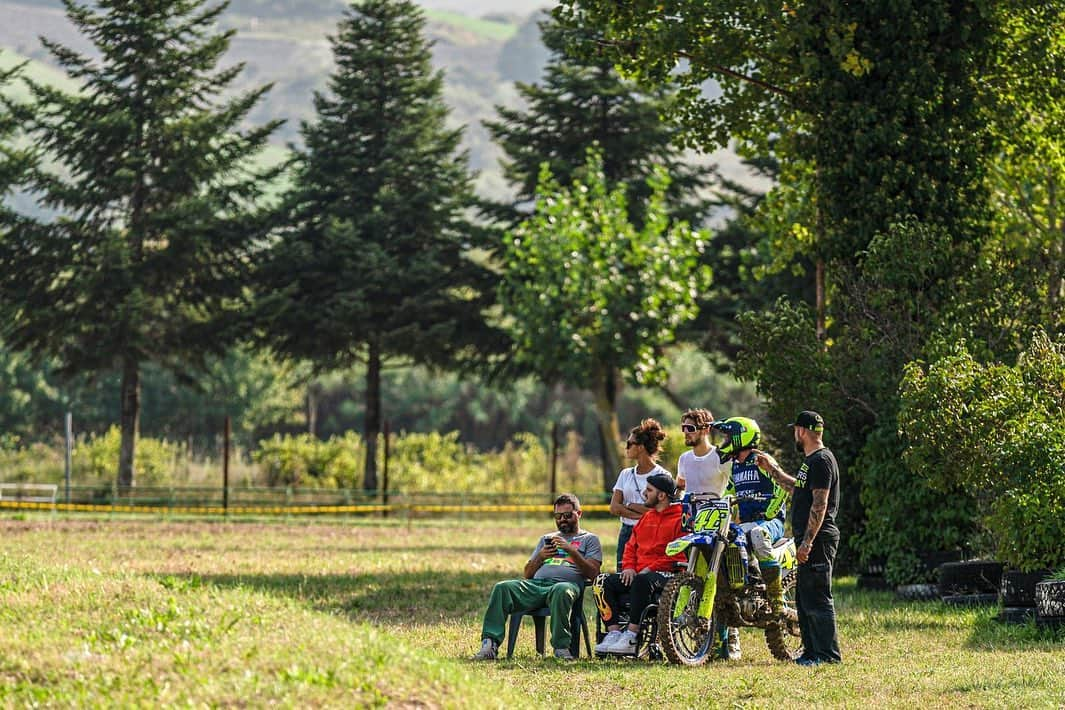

{"left": 712, "top": 417, "right": 789, "bottom": 617}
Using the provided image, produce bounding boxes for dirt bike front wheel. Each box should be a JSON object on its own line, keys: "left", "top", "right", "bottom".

{"left": 656, "top": 572, "right": 715, "bottom": 666}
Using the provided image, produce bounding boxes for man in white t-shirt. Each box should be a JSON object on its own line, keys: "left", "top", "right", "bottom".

{"left": 675, "top": 407, "right": 740, "bottom": 660}
{"left": 676, "top": 408, "right": 730, "bottom": 497}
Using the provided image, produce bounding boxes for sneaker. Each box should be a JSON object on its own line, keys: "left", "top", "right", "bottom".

{"left": 603, "top": 629, "right": 638, "bottom": 655}
{"left": 795, "top": 656, "right": 822, "bottom": 667}
{"left": 594, "top": 630, "right": 622, "bottom": 653}
{"left": 553, "top": 648, "right": 575, "bottom": 661}
{"left": 471, "top": 638, "right": 499, "bottom": 661}
{"left": 726, "top": 627, "right": 741, "bottom": 661}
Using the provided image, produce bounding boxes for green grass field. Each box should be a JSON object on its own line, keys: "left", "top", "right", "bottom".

{"left": 0, "top": 514, "right": 1062, "bottom": 707}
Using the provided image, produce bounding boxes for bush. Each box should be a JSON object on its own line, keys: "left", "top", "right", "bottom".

{"left": 252, "top": 430, "right": 579, "bottom": 495}
{"left": 852, "top": 421, "right": 977, "bottom": 584}
{"left": 253, "top": 433, "right": 364, "bottom": 489}
{"left": 0, "top": 439, "right": 63, "bottom": 483}
{"left": 899, "top": 329, "right": 1065, "bottom": 572}
{"left": 72, "top": 427, "right": 182, "bottom": 486}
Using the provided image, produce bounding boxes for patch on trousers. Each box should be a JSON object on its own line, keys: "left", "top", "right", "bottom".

{"left": 592, "top": 573, "right": 612, "bottom": 620}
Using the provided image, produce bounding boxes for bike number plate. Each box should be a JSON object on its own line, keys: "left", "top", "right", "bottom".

{"left": 689, "top": 498, "right": 730, "bottom": 534}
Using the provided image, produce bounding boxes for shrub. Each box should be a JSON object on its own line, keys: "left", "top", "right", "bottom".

{"left": 253, "top": 433, "right": 363, "bottom": 489}
{"left": 899, "top": 329, "right": 1065, "bottom": 572}
{"left": 72, "top": 427, "right": 182, "bottom": 486}
{"left": 251, "top": 430, "right": 599, "bottom": 496}
{"left": 0, "top": 441, "right": 63, "bottom": 483}
{"left": 852, "top": 421, "right": 976, "bottom": 584}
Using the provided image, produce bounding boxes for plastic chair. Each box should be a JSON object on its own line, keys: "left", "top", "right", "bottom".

{"left": 506, "top": 587, "right": 592, "bottom": 658}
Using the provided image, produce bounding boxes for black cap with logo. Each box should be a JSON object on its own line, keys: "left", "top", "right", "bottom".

{"left": 790, "top": 410, "right": 824, "bottom": 432}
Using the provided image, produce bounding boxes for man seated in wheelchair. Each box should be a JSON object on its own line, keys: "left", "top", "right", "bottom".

{"left": 593, "top": 473, "right": 685, "bottom": 656}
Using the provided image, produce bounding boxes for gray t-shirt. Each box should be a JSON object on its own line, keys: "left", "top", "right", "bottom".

{"left": 529, "top": 529, "right": 603, "bottom": 584}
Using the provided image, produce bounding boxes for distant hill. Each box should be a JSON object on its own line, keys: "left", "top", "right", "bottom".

{"left": 0, "top": 0, "right": 760, "bottom": 207}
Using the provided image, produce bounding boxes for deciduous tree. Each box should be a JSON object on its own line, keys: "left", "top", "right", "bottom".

{"left": 499, "top": 152, "right": 710, "bottom": 490}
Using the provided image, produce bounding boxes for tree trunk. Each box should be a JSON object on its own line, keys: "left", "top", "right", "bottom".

{"left": 362, "top": 340, "right": 381, "bottom": 491}
{"left": 306, "top": 381, "right": 319, "bottom": 437}
{"left": 592, "top": 367, "right": 621, "bottom": 493}
{"left": 816, "top": 257, "right": 827, "bottom": 341}
{"left": 117, "top": 355, "right": 140, "bottom": 491}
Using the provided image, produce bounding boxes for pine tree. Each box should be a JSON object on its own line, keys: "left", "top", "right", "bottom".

{"left": 260, "top": 0, "right": 501, "bottom": 491}
{"left": 0, "top": 0, "right": 281, "bottom": 488}
{"left": 484, "top": 17, "right": 714, "bottom": 227}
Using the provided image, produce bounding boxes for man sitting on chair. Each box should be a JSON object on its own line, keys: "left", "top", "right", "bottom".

{"left": 472, "top": 493, "right": 602, "bottom": 661}
{"left": 594, "top": 473, "right": 685, "bottom": 656}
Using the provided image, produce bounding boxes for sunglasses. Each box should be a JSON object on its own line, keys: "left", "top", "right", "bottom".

{"left": 681, "top": 424, "right": 706, "bottom": 433}
{"left": 624, "top": 440, "right": 638, "bottom": 447}
{"left": 554, "top": 511, "right": 577, "bottom": 520}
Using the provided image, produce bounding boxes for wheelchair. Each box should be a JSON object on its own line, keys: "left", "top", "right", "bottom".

{"left": 590, "top": 573, "right": 665, "bottom": 660}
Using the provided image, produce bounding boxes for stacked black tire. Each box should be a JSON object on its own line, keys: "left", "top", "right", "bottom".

{"left": 938, "top": 561, "right": 1002, "bottom": 606}
{"left": 1035, "top": 579, "right": 1065, "bottom": 629}
{"left": 997, "top": 569, "right": 1050, "bottom": 624}
{"left": 857, "top": 557, "right": 892, "bottom": 591}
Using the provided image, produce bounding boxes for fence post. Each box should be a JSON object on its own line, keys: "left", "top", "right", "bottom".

{"left": 223, "top": 416, "right": 231, "bottom": 514}
{"left": 382, "top": 419, "right": 390, "bottom": 517}
{"left": 64, "top": 412, "right": 73, "bottom": 504}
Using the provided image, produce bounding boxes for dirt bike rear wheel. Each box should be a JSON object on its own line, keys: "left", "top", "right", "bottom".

{"left": 656, "top": 572, "right": 715, "bottom": 666}
{"left": 765, "top": 569, "right": 803, "bottom": 661}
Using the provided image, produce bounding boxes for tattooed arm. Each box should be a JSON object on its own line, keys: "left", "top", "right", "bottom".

{"left": 754, "top": 451, "right": 796, "bottom": 494}
{"left": 803, "top": 488, "right": 830, "bottom": 547}
{"left": 796, "top": 488, "right": 830, "bottom": 564}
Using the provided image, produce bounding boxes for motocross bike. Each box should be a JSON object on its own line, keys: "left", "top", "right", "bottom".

{"left": 656, "top": 492, "right": 803, "bottom": 665}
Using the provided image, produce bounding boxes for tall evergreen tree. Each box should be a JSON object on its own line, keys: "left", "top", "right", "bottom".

{"left": 260, "top": 0, "right": 501, "bottom": 491}
{"left": 484, "top": 17, "right": 714, "bottom": 228}
{"left": 0, "top": 0, "right": 281, "bottom": 488}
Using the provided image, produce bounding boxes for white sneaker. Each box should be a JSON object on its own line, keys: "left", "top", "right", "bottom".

{"left": 471, "top": 638, "right": 498, "bottom": 661}
{"left": 727, "top": 627, "right": 741, "bottom": 661}
{"left": 604, "top": 629, "right": 638, "bottom": 655}
{"left": 595, "top": 630, "right": 622, "bottom": 653}
{"left": 553, "top": 648, "right": 575, "bottom": 660}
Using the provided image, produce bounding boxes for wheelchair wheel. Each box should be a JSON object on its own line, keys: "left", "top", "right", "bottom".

{"left": 656, "top": 572, "right": 714, "bottom": 666}
{"left": 635, "top": 603, "right": 661, "bottom": 660}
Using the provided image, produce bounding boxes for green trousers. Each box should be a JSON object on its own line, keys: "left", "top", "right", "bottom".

{"left": 481, "top": 578, "right": 581, "bottom": 651}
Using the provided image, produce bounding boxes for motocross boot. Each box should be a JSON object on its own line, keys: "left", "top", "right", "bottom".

{"left": 764, "top": 565, "right": 784, "bottom": 616}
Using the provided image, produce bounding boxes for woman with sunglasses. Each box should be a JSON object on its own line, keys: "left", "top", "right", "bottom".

{"left": 608, "top": 418, "right": 671, "bottom": 569}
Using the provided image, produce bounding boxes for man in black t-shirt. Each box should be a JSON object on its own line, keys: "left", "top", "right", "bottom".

{"left": 755, "top": 410, "right": 842, "bottom": 666}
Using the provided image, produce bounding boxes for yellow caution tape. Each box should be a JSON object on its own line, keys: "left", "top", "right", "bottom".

{"left": 0, "top": 500, "right": 613, "bottom": 516}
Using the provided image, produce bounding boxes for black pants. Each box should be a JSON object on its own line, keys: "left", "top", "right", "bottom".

{"left": 797, "top": 529, "right": 842, "bottom": 662}
{"left": 600, "top": 571, "right": 668, "bottom": 627}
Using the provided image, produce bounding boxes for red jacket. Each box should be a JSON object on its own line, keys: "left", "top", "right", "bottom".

{"left": 622, "top": 503, "right": 686, "bottom": 572}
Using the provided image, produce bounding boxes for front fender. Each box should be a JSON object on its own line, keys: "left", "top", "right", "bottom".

{"left": 665, "top": 532, "right": 718, "bottom": 556}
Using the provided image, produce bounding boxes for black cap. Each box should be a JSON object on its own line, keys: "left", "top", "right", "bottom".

{"left": 790, "top": 411, "right": 824, "bottom": 432}
{"left": 646, "top": 473, "right": 677, "bottom": 498}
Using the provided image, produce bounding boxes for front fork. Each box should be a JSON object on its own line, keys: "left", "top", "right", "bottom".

{"left": 674, "top": 541, "right": 726, "bottom": 619}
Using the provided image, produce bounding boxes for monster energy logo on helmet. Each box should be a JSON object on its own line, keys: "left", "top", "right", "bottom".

{"left": 711, "top": 416, "right": 761, "bottom": 461}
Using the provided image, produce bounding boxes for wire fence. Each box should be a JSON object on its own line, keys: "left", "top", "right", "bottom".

{"left": 0, "top": 483, "right": 616, "bottom": 518}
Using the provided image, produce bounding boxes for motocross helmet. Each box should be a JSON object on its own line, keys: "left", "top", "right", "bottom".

{"left": 711, "top": 417, "right": 761, "bottom": 461}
